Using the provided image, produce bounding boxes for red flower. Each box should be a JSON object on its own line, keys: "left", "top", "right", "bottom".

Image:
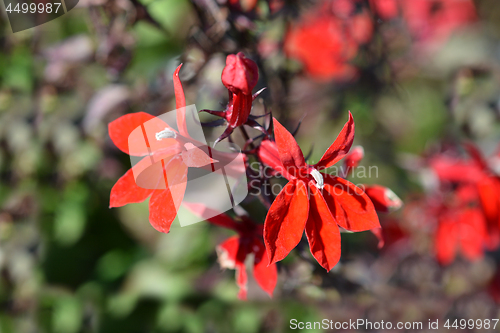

{"left": 263, "top": 113, "right": 380, "bottom": 271}
{"left": 284, "top": 0, "right": 373, "bottom": 81}
{"left": 202, "top": 53, "right": 264, "bottom": 145}
{"left": 186, "top": 203, "right": 277, "bottom": 300}
{"left": 109, "top": 65, "right": 236, "bottom": 233}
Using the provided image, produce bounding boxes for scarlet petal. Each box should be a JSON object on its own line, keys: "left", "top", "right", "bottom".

{"left": 435, "top": 218, "right": 457, "bottom": 265}
{"left": 228, "top": 92, "right": 252, "bottom": 128}
{"left": 110, "top": 168, "right": 154, "bottom": 207}
{"left": 173, "top": 64, "right": 189, "bottom": 137}
{"left": 371, "top": 227, "right": 384, "bottom": 249}
{"left": 108, "top": 112, "right": 155, "bottom": 155}
{"left": 364, "top": 185, "right": 403, "bottom": 213}
{"left": 148, "top": 160, "right": 188, "bottom": 233}
{"left": 216, "top": 236, "right": 241, "bottom": 269}
{"left": 323, "top": 176, "right": 380, "bottom": 231}
{"left": 304, "top": 186, "right": 341, "bottom": 271}
{"left": 252, "top": 239, "right": 277, "bottom": 297}
{"left": 458, "top": 208, "right": 486, "bottom": 262}
{"left": 264, "top": 181, "right": 309, "bottom": 265}
{"left": 273, "top": 118, "right": 307, "bottom": 175}
{"left": 236, "top": 265, "right": 248, "bottom": 300}
{"left": 315, "top": 112, "right": 354, "bottom": 170}
{"left": 477, "top": 176, "right": 500, "bottom": 227}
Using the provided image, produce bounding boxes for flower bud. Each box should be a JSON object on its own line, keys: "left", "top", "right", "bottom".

{"left": 222, "top": 52, "right": 259, "bottom": 95}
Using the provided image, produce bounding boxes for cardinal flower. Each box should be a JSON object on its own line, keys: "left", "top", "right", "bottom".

{"left": 186, "top": 203, "right": 277, "bottom": 299}
{"left": 263, "top": 113, "right": 380, "bottom": 271}
{"left": 201, "top": 52, "right": 264, "bottom": 145}
{"left": 109, "top": 64, "right": 239, "bottom": 233}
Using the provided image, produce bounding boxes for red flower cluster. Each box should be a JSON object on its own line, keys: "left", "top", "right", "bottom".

{"left": 284, "top": 0, "right": 373, "bottom": 81}
{"left": 109, "top": 52, "right": 400, "bottom": 298}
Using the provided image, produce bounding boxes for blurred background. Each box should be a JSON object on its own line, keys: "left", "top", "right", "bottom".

{"left": 1, "top": 0, "right": 500, "bottom": 332}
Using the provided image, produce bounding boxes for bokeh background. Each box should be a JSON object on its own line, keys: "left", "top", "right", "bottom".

{"left": 1, "top": 0, "right": 500, "bottom": 332}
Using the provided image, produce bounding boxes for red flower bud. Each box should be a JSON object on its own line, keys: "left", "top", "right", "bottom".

{"left": 222, "top": 52, "right": 259, "bottom": 95}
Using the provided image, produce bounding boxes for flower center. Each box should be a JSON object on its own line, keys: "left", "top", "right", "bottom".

{"left": 155, "top": 128, "right": 177, "bottom": 141}
{"left": 309, "top": 168, "right": 324, "bottom": 189}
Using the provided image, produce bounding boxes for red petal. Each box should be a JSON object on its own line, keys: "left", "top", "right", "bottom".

{"left": 364, "top": 185, "right": 403, "bottom": 213}
{"left": 264, "top": 180, "right": 309, "bottom": 264}
{"left": 236, "top": 265, "right": 248, "bottom": 300}
{"left": 257, "top": 139, "right": 292, "bottom": 179}
{"left": 228, "top": 92, "right": 252, "bottom": 128}
{"left": 216, "top": 236, "right": 241, "bottom": 269}
{"left": 173, "top": 64, "right": 189, "bottom": 137}
{"left": 343, "top": 145, "right": 364, "bottom": 176}
{"left": 315, "top": 111, "right": 354, "bottom": 169}
{"left": 435, "top": 218, "right": 457, "bottom": 265}
{"left": 305, "top": 186, "right": 341, "bottom": 271}
{"left": 477, "top": 176, "right": 500, "bottom": 227}
{"left": 323, "top": 176, "right": 380, "bottom": 231}
{"left": 148, "top": 159, "right": 188, "bottom": 233}
{"left": 110, "top": 168, "right": 154, "bottom": 207}
{"left": 272, "top": 118, "right": 306, "bottom": 175}
{"left": 108, "top": 112, "right": 155, "bottom": 155}
{"left": 252, "top": 239, "right": 277, "bottom": 297}
{"left": 371, "top": 227, "right": 384, "bottom": 249}
{"left": 458, "top": 208, "right": 486, "bottom": 262}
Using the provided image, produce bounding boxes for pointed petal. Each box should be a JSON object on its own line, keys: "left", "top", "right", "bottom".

{"left": 216, "top": 236, "right": 241, "bottom": 269}
{"left": 458, "top": 208, "right": 486, "bottom": 262}
{"left": 252, "top": 239, "right": 277, "bottom": 297}
{"left": 108, "top": 112, "right": 155, "bottom": 155}
{"left": 342, "top": 145, "right": 364, "bottom": 176}
{"left": 228, "top": 92, "right": 252, "bottom": 128}
{"left": 272, "top": 118, "right": 306, "bottom": 175}
{"left": 110, "top": 168, "right": 154, "bottom": 207}
{"left": 173, "top": 64, "right": 189, "bottom": 137}
{"left": 477, "top": 176, "right": 500, "bottom": 227}
{"left": 323, "top": 175, "right": 380, "bottom": 231}
{"left": 315, "top": 112, "right": 355, "bottom": 169}
{"left": 364, "top": 185, "right": 403, "bottom": 213}
{"left": 264, "top": 180, "right": 309, "bottom": 265}
{"left": 236, "top": 266, "right": 248, "bottom": 300}
{"left": 435, "top": 218, "right": 457, "bottom": 265}
{"left": 371, "top": 227, "right": 384, "bottom": 249}
{"left": 305, "top": 186, "right": 341, "bottom": 271}
{"left": 148, "top": 160, "right": 188, "bottom": 233}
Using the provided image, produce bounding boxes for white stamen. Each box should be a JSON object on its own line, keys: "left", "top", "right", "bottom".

{"left": 155, "top": 128, "right": 176, "bottom": 141}
{"left": 310, "top": 168, "right": 324, "bottom": 189}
